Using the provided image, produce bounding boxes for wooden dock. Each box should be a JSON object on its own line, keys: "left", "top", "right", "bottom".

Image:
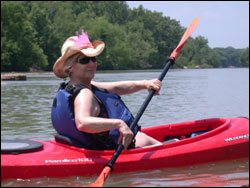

{"left": 1, "top": 73, "right": 27, "bottom": 81}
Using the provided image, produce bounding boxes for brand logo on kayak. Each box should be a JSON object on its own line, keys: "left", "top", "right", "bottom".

{"left": 224, "top": 134, "right": 249, "bottom": 142}
{"left": 45, "top": 158, "right": 93, "bottom": 163}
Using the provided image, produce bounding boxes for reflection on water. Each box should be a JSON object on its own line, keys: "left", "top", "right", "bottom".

{"left": 1, "top": 68, "right": 249, "bottom": 187}
{"left": 1, "top": 158, "right": 248, "bottom": 187}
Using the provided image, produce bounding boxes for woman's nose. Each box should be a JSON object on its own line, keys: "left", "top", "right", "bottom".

{"left": 88, "top": 60, "right": 97, "bottom": 67}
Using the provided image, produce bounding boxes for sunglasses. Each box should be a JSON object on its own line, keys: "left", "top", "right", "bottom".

{"left": 77, "top": 57, "right": 97, "bottom": 65}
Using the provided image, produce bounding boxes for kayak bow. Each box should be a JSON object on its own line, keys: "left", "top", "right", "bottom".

{"left": 1, "top": 117, "right": 249, "bottom": 180}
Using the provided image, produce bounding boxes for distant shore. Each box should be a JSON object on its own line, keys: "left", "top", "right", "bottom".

{"left": 1, "top": 67, "right": 248, "bottom": 75}
{"left": 1, "top": 67, "right": 248, "bottom": 86}
{"left": 1, "top": 67, "right": 249, "bottom": 78}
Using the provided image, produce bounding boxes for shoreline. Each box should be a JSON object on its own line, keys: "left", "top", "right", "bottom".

{"left": 1, "top": 67, "right": 248, "bottom": 75}
{"left": 1, "top": 67, "right": 249, "bottom": 83}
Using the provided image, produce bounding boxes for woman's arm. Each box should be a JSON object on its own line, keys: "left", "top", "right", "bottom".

{"left": 74, "top": 88, "right": 134, "bottom": 150}
{"left": 91, "top": 79, "right": 162, "bottom": 95}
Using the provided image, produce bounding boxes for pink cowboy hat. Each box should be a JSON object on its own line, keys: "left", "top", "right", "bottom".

{"left": 53, "top": 29, "right": 105, "bottom": 78}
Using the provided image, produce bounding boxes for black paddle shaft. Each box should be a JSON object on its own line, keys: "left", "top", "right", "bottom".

{"left": 106, "top": 57, "right": 175, "bottom": 170}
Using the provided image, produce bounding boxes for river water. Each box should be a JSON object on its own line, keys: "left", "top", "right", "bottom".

{"left": 1, "top": 68, "right": 249, "bottom": 187}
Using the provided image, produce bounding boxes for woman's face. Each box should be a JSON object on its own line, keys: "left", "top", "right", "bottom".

{"left": 70, "top": 54, "right": 98, "bottom": 81}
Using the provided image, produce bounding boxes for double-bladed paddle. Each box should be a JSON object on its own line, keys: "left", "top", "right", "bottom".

{"left": 88, "top": 17, "right": 199, "bottom": 187}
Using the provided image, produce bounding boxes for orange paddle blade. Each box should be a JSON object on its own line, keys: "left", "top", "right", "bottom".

{"left": 170, "top": 17, "right": 199, "bottom": 59}
{"left": 88, "top": 166, "right": 111, "bottom": 187}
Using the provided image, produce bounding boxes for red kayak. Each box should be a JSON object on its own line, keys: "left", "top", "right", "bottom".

{"left": 1, "top": 117, "right": 249, "bottom": 180}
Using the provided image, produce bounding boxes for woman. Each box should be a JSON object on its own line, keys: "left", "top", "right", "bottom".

{"left": 52, "top": 30, "right": 162, "bottom": 150}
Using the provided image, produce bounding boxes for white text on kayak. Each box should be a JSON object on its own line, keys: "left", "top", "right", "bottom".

{"left": 45, "top": 158, "right": 93, "bottom": 163}
{"left": 224, "top": 134, "right": 249, "bottom": 142}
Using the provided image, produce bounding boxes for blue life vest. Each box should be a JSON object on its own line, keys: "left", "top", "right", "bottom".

{"left": 51, "top": 83, "right": 140, "bottom": 150}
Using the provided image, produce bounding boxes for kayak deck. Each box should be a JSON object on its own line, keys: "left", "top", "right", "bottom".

{"left": 1, "top": 117, "right": 249, "bottom": 180}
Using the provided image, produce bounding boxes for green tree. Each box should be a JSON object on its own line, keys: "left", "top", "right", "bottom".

{"left": 177, "top": 36, "right": 220, "bottom": 68}
{"left": 1, "top": 1, "right": 248, "bottom": 72}
{"left": 124, "top": 19, "right": 157, "bottom": 69}
{"left": 82, "top": 16, "right": 131, "bottom": 70}
{"left": 28, "top": 2, "right": 58, "bottom": 71}
{"left": 214, "top": 47, "right": 242, "bottom": 68}
{"left": 1, "top": 1, "right": 47, "bottom": 72}
{"left": 100, "top": 1, "right": 130, "bottom": 25}
{"left": 128, "top": 6, "right": 184, "bottom": 68}
{"left": 240, "top": 47, "right": 249, "bottom": 67}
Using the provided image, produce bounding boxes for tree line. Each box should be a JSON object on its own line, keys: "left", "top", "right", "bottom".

{"left": 1, "top": 1, "right": 249, "bottom": 72}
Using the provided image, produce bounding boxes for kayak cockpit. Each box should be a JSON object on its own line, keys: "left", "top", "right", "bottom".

{"left": 1, "top": 118, "right": 231, "bottom": 155}
{"left": 52, "top": 118, "right": 231, "bottom": 152}
{"left": 142, "top": 118, "right": 231, "bottom": 144}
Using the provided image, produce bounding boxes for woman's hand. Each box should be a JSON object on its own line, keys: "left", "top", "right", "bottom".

{"left": 145, "top": 79, "right": 162, "bottom": 95}
{"left": 117, "top": 120, "right": 134, "bottom": 150}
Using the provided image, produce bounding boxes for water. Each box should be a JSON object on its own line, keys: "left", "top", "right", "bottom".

{"left": 1, "top": 68, "right": 249, "bottom": 187}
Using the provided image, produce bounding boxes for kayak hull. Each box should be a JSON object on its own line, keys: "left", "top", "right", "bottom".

{"left": 1, "top": 117, "right": 249, "bottom": 180}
